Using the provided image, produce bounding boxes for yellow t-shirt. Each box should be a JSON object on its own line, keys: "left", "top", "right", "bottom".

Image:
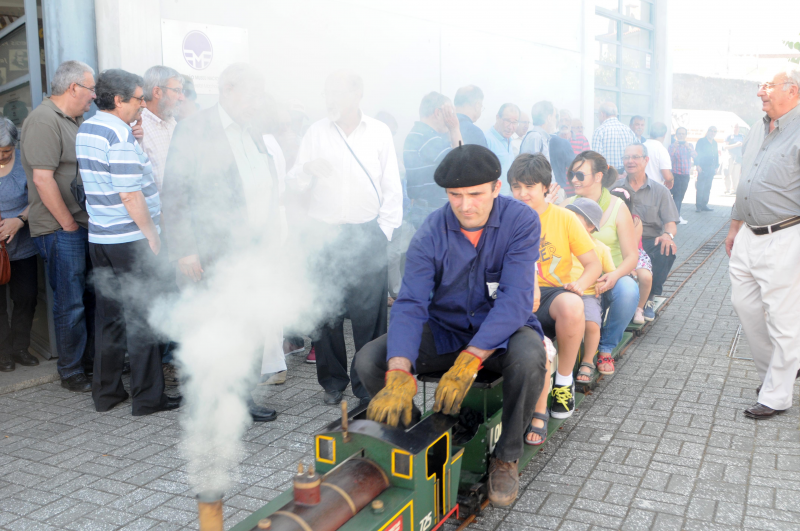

{"left": 537, "top": 204, "right": 596, "bottom": 288}
{"left": 569, "top": 237, "right": 616, "bottom": 295}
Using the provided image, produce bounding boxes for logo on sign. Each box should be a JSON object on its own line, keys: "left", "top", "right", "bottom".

{"left": 385, "top": 515, "right": 403, "bottom": 531}
{"left": 182, "top": 30, "right": 213, "bottom": 70}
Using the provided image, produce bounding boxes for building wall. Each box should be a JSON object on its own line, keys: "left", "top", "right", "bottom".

{"left": 672, "top": 73, "right": 763, "bottom": 127}
{"left": 94, "top": 0, "right": 596, "bottom": 143}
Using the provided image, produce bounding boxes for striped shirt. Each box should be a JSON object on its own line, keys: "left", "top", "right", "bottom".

{"left": 403, "top": 121, "right": 451, "bottom": 207}
{"left": 570, "top": 133, "right": 590, "bottom": 155}
{"left": 76, "top": 111, "right": 161, "bottom": 244}
{"left": 592, "top": 117, "right": 637, "bottom": 172}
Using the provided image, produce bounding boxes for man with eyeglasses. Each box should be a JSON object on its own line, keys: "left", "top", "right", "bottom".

{"left": 140, "top": 66, "right": 184, "bottom": 192}
{"left": 484, "top": 103, "right": 520, "bottom": 194}
{"left": 694, "top": 126, "right": 720, "bottom": 212}
{"left": 20, "top": 60, "right": 97, "bottom": 392}
{"left": 613, "top": 143, "right": 679, "bottom": 319}
{"left": 726, "top": 67, "right": 800, "bottom": 420}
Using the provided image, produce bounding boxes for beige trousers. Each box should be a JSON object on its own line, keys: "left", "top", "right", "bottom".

{"left": 729, "top": 223, "right": 800, "bottom": 410}
{"left": 725, "top": 161, "right": 741, "bottom": 193}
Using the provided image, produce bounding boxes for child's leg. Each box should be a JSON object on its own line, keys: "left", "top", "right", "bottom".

{"left": 527, "top": 353, "right": 551, "bottom": 444}
{"left": 577, "top": 321, "right": 600, "bottom": 383}
{"left": 637, "top": 268, "right": 653, "bottom": 308}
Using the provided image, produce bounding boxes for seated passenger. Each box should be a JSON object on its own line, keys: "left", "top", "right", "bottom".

{"left": 609, "top": 187, "right": 653, "bottom": 325}
{"left": 563, "top": 199, "right": 617, "bottom": 383}
{"left": 562, "top": 151, "right": 640, "bottom": 377}
{"left": 613, "top": 144, "right": 679, "bottom": 319}
{"left": 355, "top": 145, "right": 548, "bottom": 507}
{"left": 508, "top": 154, "right": 601, "bottom": 440}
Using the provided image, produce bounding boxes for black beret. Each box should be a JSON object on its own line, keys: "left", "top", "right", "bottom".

{"left": 434, "top": 144, "right": 502, "bottom": 189}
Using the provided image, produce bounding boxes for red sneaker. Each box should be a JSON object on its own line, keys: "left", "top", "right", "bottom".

{"left": 305, "top": 347, "right": 316, "bottom": 364}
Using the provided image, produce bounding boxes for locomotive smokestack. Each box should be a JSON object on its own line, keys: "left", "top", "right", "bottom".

{"left": 197, "top": 492, "right": 224, "bottom": 531}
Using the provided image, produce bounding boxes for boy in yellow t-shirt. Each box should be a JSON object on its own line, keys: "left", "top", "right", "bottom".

{"left": 564, "top": 199, "right": 617, "bottom": 384}
{"left": 509, "top": 153, "right": 602, "bottom": 441}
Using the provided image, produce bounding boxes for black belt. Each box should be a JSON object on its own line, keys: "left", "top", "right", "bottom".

{"left": 747, "top": 216, "right": 800, "bottom": 235}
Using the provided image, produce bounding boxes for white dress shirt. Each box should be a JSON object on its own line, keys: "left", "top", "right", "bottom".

{"left": 140, "top": 108, "right": 176, "bottom": 191}
{"left": 643, "top": 138, "right": 672, "bottom": 185}
{"left": 288, "top": 113, "right": 402, "bottom": 240}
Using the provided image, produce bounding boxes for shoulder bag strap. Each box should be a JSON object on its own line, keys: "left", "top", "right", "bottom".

{"left": 333, "top": 125, "right": 382, "bottom": 208}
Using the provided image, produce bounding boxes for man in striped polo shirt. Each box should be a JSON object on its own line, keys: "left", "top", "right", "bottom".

{"left": 76, "top": 69, "right": 180, "bottom": 416}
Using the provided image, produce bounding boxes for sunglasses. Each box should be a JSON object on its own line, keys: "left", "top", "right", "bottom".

{"left": 568, "top": 170, "right": 588, "bottom": 182}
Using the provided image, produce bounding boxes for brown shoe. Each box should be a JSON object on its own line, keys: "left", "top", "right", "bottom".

{"left": 487, "top": 458, "right": 519, "bottom": 507}
{"left": 744, "top": 402, "right": 786, "bottom": 419}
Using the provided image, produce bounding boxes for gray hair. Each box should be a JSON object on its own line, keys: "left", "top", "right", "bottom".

{"left": 143, "top": 65, "right": 181, "bottom": 101}
{"left": 649, "top": 121, "right": 668, "bottom": 139}
{"left": 599, "top": 101, "right": 618, "bottom": 117}
{"left": 780, "top": 66, "right": 800, "bottom": 91}
{"left": 530, "top": 100, "right": 554, "bottom": 126}
{"left": 51, "top": 60, "right": 94, "bottom": 96}
{"left": 626, "top": 142, "right": 648, "bottom": 157}
{"left": 0, "top": 117, "right": 19, "bottom": 147}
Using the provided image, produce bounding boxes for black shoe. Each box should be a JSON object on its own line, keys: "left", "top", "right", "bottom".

{"left": 0, "top": 352, "right": 14, "bottom": 372}
{"left": 324, "top": 390, "right": 343, "bottom": 405}
{"left": 12, "top": 349, "right": 39, "bottom": 366}
{"left": 549, "top": 380, "right": 575, "bottom": 419}
{"left": 61, "top": 373, "right": 92, "bottom": 392}
{"left": 132, "top": 395, "right": 183, "bottom": 416}
{"left": 249, "top": 404, "right": 278, "bottom": 422}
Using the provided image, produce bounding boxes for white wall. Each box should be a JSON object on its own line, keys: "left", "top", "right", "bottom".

{"left": 93, "top": 0, "right": 594, "bottom": 147}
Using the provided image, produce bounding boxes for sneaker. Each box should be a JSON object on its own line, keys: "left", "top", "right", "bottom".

{"left": 283, "top": 339, "right": 305, "bottom": 356}
{"left": 259, "top": 370, "right": 287, "bottom": 385}
{"left": 678, "top": 216, "right": 688, "bottom": 225}
{"left": 633, "top": 307, "right": 645, "bottom": 325}
{"left": 305, "top": 347, "right": 316, "bottom": 364}
{"left": 163, "top": 363, "right": 179, "bottom": 388}
{"left": 643, "top": 299, "right": 656, "bottom": 321}
{"left": 549, "top": 380, "right": 575, "bottom": 419}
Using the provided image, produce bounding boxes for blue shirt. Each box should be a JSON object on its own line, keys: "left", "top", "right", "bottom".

{"left": 0, "top": 149, "right": 36, "bottom": 260}
{"left": 76, "top": 112, "right": 161, "bottom": 244}
{"left": 388, "top": 194, "right": 543, "bottom": 368}
{"left": 457, "top": 113, "right": 487, "bottom": 148}
{"left": 403, "top": 121, "right": 451, "bottom": 208}
{"left": 484, "top": 126, "right": 514, "bottom": 194}
{"left": 549, "top": 134, "right": 576, "bottom": 187}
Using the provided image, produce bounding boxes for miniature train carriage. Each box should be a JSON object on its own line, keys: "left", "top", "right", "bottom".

{"left": 231, "top": 405, "right": 464, "bottom": 531}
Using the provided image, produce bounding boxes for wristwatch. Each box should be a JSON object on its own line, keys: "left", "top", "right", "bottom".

{"left": 664, "top": 232, "right": 674, "bottom": 240}
{"left": 17, "top": 214, "right": 27, "bottom": 226}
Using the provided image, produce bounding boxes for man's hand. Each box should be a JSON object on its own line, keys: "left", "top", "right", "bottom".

{"left": 433, "top": 351, "right": 482, "bottom": 415}
{"left": 148, "top": 235, "right": 161, "bottom": 255}
{"left": 726, "top": 220, "right": 743, "bottom": 257}
{"left": 367, "top": 369, "right": 417, "bottom": 428}
{"left": 441, "top": 103, "right": 459, "bottom": 131}
{"left": 0, "top": 217, "right": 24, "bottom": 243}
{"left": 656, "top": 233, "right": 677, "bottom": 256}
{"left": 178, "top": 254, "right": 204, "bottom": 282}
{"left": 664, "top": 178, "right": 674, "bottom": 190}
{"left": 533, "top": 284, "right": 541, "bottom": 312}
{"left": 564, "top": 281, "right": 584, "bottom": 296}
{"left": 131, "top": 118, "right": 143, "bottom": 142}
{"left": 63, "top": 220, "right": 80, "bottom": 232}
{"left": 304, "top": 158, "right": 334, "bottom": 180}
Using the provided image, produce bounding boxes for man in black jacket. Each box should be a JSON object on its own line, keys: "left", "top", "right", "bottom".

{"left": 695, "top": 126, "right": 720, "bottom": 212}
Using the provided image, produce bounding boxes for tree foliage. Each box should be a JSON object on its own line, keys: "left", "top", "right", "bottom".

{"left": 785, "top": 36, "right": 800, "bottom": 64}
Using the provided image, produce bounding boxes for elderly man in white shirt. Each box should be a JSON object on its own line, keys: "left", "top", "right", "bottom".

{"left": 140, "top": 66, "right": 184, "bottom": 191}
{"left": 643, "top": 122, "right": 675, "bottom": 189}
{"left": 289, "top": 70, "right": 402, "bottom": 407}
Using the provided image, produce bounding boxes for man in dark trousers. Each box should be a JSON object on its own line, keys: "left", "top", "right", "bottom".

{"left": 355, "top": 144, "right": 547, "bottom": 507}
{"left": 695, "top": 126, "right": 720, "bottom": 212}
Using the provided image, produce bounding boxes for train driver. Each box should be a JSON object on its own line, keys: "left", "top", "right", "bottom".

{"left": 355, "top": 144, "right": 548, "bottom": 507}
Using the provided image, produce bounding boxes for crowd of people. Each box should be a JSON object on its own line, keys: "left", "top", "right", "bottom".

{"left": 3, "top": 55, "right": 798, "bottom": 507}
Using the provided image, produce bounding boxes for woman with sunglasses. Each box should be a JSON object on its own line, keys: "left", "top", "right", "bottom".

{"left": 562, "top": 151, "right": 639, "bottom": 380}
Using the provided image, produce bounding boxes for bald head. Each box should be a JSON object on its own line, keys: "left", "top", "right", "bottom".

{"left": 325, "top": 70, "right": 363, "bottom": 121}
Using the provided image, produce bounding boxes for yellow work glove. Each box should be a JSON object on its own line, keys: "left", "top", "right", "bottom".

{"left": 433, "top": 351, "right": 482, "bottom": 415}
{"left": 367, "top": 370, "right": 417, "bottom": 428}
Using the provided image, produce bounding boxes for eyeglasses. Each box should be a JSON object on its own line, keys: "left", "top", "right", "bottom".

{"left": 159, "top": 86, "right": 184, "bottom": 95}
{"left": 129, "top": 95, "right": 146, "bottom": 103}
{"left": 568, "top": 170, "right": 588, "bottom": 182}
{"left": 74, "top": 82, "right": 96, "bottom": 94}
{"left": 502, "top": 118, "right": 519, "bottom": 127}
{"left": 622, "top": 155, "right": 644, "bottom": 161}
{"left": 758, "top": 81, "right": 794, "bottom": 91}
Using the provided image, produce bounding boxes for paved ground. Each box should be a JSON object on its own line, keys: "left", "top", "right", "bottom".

{"left": 3, "top": 176, "right": 790, "bottom": 531}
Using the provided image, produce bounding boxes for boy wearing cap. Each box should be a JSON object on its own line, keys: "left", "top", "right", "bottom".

{"left": 508, "top": 153, "right": 601, "bottom": 437}
{"left": 565, "top": 198, "right": 617, "bottom": 381}
{"left": 355, "top": 144, "right": 548, "bottom": 507}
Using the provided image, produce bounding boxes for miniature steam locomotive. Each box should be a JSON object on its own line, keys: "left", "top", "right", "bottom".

{"left": 231, "top": 368, "right": 585, "bottom": 531}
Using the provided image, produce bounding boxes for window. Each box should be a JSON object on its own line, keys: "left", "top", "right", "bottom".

{"left": 0, "top": 0, "right": 45, "bottom": 125}
{"left": 595, "top": 0, "right": 656, "bottom": 129}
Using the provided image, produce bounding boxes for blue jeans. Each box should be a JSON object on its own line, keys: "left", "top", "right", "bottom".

{"left": 33, "top": 228, "right": 95, "bottom": 378}
{"left": 599, "top": 275, "right": 639, "bottom": 353}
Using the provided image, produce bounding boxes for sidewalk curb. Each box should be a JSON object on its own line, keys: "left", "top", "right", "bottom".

{"left": 0, "top": 372, "right": 60, "bottom": 395}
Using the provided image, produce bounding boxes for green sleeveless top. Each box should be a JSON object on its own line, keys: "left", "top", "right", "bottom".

{"left": 563, "top": 192, "right": 624, "bottom": 267}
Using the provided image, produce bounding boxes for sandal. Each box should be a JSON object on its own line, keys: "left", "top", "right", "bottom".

{"left": 597, "top": 353, "right": 615, "bottom": 376}
{"left": 576, "top": 361, "right": 595, "bottom": 383}
{"left": 524, "top": 410, "right": 549, "bottom": 446}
